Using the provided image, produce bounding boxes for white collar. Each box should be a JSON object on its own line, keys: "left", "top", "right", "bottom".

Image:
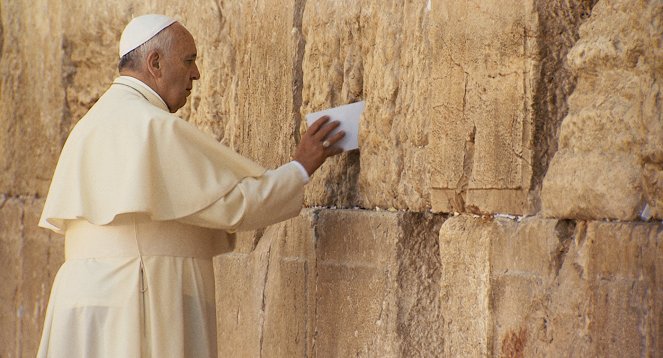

{"left": 119, "top": 76, "right": 168, "bottom": 109}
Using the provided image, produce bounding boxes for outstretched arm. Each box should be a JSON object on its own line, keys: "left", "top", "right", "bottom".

{"left": 178, "top": 116, "right": 346, "bottom": 231}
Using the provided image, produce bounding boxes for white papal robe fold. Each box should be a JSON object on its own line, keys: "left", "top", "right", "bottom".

{"left": 37, "top": 76, "right": 306, "bottom": 357}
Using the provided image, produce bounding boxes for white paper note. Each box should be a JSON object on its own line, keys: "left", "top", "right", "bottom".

{"left": 305, "top": 101, "right": 365, "bottom": 152}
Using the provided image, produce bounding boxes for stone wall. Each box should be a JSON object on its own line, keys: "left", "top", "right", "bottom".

{"left": 542, "top": 0, "right": 663, "bottom": 221}
{"left": 1, "top": 0, "right": 660, "bottom": 357}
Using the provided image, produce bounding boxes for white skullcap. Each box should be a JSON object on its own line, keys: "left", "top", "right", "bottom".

{"left": 119, "top": 14, "right": 177, "bottom": 58}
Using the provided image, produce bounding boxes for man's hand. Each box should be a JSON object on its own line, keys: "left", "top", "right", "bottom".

{"left": 293, "top": 116, "right": 346, "bottom": 176}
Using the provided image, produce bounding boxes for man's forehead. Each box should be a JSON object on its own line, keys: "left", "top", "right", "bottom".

{"left": 171, "top": 24, "right": 197, "bottom": 53}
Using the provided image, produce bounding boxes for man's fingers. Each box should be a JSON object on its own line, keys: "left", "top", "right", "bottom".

{"left": 326, "top": 130, "right": 345, "bottom": 146}
{"left": 308, "top": 116, "right": 330, "bottom": 136}
{"left": 315, "top": 120, "right": 341, "bottom": 140}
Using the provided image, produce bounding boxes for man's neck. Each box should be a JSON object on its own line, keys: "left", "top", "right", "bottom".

{"left": 119, "top": 70, "right": 157, "bottom": 92}
{"left": 117, "top": 72, "right": 169, "bottom": 110}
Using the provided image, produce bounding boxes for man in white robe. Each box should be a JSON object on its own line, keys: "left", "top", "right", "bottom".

{"left": 37, "top": 14, "right": 344, "bottom": 357}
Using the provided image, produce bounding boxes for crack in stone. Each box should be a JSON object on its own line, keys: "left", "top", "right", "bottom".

{"left": 311, "top": 208, "right": 321, "bottom": 357}
{"left": 0, "top": 194, "right": 7, "bottom": 210}
{"left": 59, "top": 36, "right": 76, "bottom": 149}
{"left": 530, "top": 0, "right": 599, "bottom": 205}
{"left": 15, "top": 197, "right": 26, "bottom": 356}
{"left": 0, "top": 5, "right": 3, "bottom": 61}
{"left": 553, "top": 219, "right": 576, "bottom": 277}
{"left": 258, "top": 244, "right": 273, "bottom": 358}
{"left": 291, "top": 0, "right": 307, "bottom": 145}
{"left": 251, "top": 228, "right": 266, "bottom": 251}
{"left": 453, "top": 84, "right": 476, "bottom": 213}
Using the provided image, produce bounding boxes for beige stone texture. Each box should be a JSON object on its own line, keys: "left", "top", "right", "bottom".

{"left": 439, "top": 215, "right": 662, "bottom": 357}
{"left": 0, "top": 197, "right": 21, "bottom": 357}
{"left": 438, "top": 215, "right": 493, "bottom": 356}
{"left": 300, "top": 1, "right": 432, "bottom": 210}
{"left": 215, "top": 209, "right": 444, "bottom": 357}
{"left": 430, "top": 0, "right": 597, "bottom": 216}
{"left": 542, "top": 0, "right": 663, "bottom": 220}
{"left": 215, "top": 210, "right": 316, "bottom": 357}
{"left": 0, "top": 197, "right": 64, "bottom": 357}
{"left": 1, "top": 0, "right": 661, "bottom": 356}
{"left": 0, "top": 1, "right": 67, "bottom": 196}
{"left": 203, "top": 0, "right": 301, "bottom": 168}
{"left": 430, "top": 0, "right": 537, "bottom": 215}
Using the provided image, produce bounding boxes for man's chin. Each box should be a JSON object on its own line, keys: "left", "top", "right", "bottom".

{"left": 171, "top": 100, "right": 187, "bottom": 113}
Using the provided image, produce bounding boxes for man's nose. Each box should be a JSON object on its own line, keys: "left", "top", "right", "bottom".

{"left": 192, "top": 64, "right": 201, "bottom": 80}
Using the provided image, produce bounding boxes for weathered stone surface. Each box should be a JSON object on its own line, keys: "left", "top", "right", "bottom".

{"left": 2, "top": 0, "right": 661, "bottom": 356}
{"left": 214, "top": 250, "right": 265, "bottom": 356}
{"left": 0, "top": 1, "right": 67, "bottom": 196}
{"left": 204, "top": 0, "right": 300, "bottom": 168}
{"left": 543, "top": 151, "right": 644, "bottom": 220}
{"left": 314, "top": 210, "right": 402, "bottom": 356}
{"left": 0, "top": 197, "right": 64, "bottom": 358}
{"left": 215, "top": 210, "right": 316, "bottom": 357}
{"left": 438, "top": 215, "right": 494, "bottom": 357}
{"left": 394, "top": 211, "right": 445, "bottom": 356}
{"left": 215, "top": 209, "right": 444, "bottom": 356}
{"left": 0, "top": 197, "right": 22, "bottom": 358}
{"left": 439, "top": 215, "right": 662, "bottom": 357}
{"left": 542, "top": 0, "right": 663, "bottom": 220}
{"left": 301, "top": 1, "right": 432, "bottom": 210}
{"left": 429, "top": 0, "right": 596, "bottom": 215}
{"left": 315, "top": 209, "right": 445, "bottom": 356}
{"left": 583, "top": 222, "right": 663, "bottom": 356}
{"left": 430, "top": 1, "right": 537, "bottom": 215}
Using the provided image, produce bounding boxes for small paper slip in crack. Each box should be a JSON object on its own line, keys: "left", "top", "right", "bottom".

{"left": 305, "top": 101, "right": 365, "bottom": 152}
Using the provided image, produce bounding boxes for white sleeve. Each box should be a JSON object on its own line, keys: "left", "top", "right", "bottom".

{"left": 290, "top": 160, "right": 310, "bottom": 183}
{"left": 177, "top": 162, "right": 307, "bottom": 231}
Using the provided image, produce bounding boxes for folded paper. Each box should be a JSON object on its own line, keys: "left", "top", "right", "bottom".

{"left": 305, "top": 101, "right": 365, "bottom": 151}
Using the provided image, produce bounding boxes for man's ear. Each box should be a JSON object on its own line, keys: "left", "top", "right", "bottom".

{"left": 146, "top": 50, "right": 161, "bottom": 78}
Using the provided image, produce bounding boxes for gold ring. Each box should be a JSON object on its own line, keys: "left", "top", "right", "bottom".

{"left": 322, "top": 140, "right": 331, "bottom": 149}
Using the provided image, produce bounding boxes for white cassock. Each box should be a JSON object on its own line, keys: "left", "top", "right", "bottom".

{"left": 37, "top": 76, "right": 307, "bottom": 357}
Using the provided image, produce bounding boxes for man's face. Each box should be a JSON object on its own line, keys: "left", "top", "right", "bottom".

{"left": 156, "top": 24, "right": 200, "bottom": 113}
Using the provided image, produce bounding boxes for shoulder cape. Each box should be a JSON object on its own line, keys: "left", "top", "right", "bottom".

{"left": 39, "top": 77, "right": 265, "bottom": 234}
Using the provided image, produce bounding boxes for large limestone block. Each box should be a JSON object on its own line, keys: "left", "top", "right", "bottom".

{"left": 0, "top": 197, "right": 22, "bottom": 357}
{"left": 438, "top": 215, "right": 495, "bottom": 357}
{"left": 314, "top": 210, "right": 445, "bottom": 356}
{"left": 543, "top": 151, "right": 644, "bottom": 219}
{"left": 582, "top": 222, "right": 663, "bottom": 356}
{"left": 215, "top": 209, "right": 444, "bottom": 357}
{"left": 429, "top": 0, "right": 537, "bottom": 215}
{"left": 0, "top": 1, "right": 67, "bottom": 195}
{"left": 214, "top": 210, "right": 316, "bottom": 357}
{"left": 205, "top": 0, "right": 301, "bottom": 168}
{"left": 0, "top": 197, "right": 64, "bottom": 357}
{"left": 429, "top": 0, "right": 596, "bottom": 215}
{"left": 489, "top": 218, "right": 574, "bottom": 358}
{"left": 301, "top": 1, "right": 432, "bottom": 210}
{"left": 214, "top": 251, "right": 265, "bottom": 356}
{"left": 314, "top": 210, "right": 400, "bottom": 356}
{"left": 542, "top": 0, "right": 663, "bottom": 220}
{"left": 439, "top": 215, "right": 662, "bottom": 357}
